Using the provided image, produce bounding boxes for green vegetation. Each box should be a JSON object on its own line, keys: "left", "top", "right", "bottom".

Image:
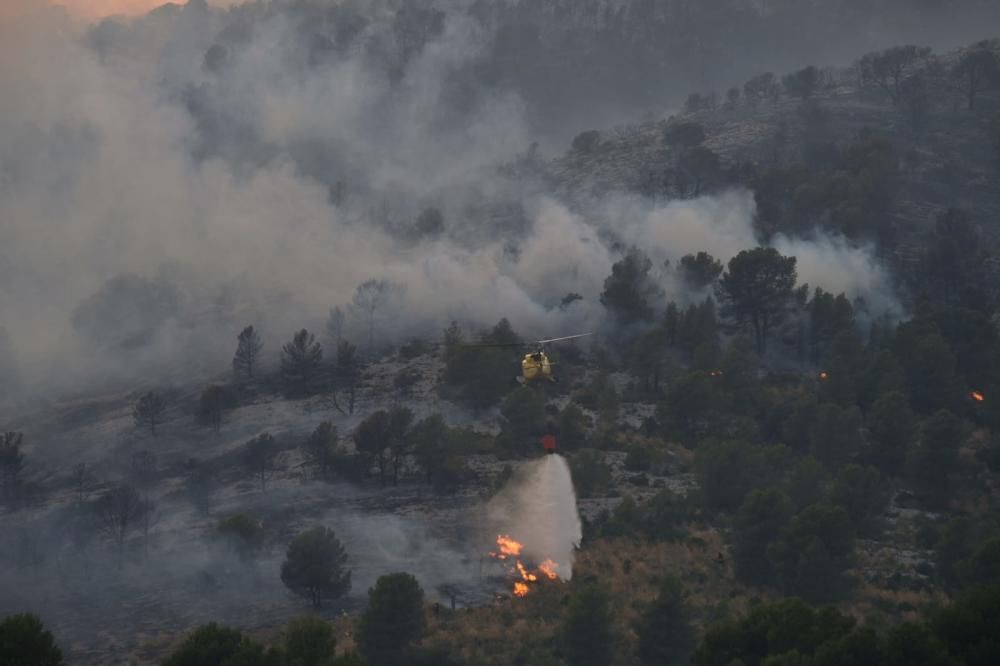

{"left": 217, "top": 513, "right": 265, "bottom": 562}
{"left": 7, "top": 29, "right": 1000, "bottom": 666}
{"left": 558, "top": 583, "right": 615, "bottom": 666}
{"left": 281, "top": 329, "right": 324, "bottom": 396}
{"left": 280, "top": 527, "right": 351, "bottom": 608}
{"left": 233, "top": 325, "right": 264, "bottom": 380}
{"left": 357, "top": 573, "right": 425, "bottom": 666}
{"left": 0, "top": 613, "right": 63, "bottom": 666}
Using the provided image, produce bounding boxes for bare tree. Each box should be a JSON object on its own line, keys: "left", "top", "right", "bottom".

{"left": 898, "top": 72, "right": 931, "bottom": 136}
{"left": 133, "top": 392, "right": 167, "bottom": 436}
{"left": 244, "top": 432, "right": 277, "bottom": 491}
{"left": 97, "top": 484, "right": 145, "bottom": 558}
{"left": 326, "top": 306, "right": 345, "bottom": 345}
{"left": 0, "top": 326, "right": 20, "bottom": 401}
{"left": 782, "top": 65, "right": 820, "bottom": 100}
{"left": 0, "top": 431, "right": 25, "bottom": 504}
{"left": 197, "top": 385, "right": 231, "bottom": 433}
{"left": 352, "top": 279, "right": 389, "bottom": 357}
{"left": 281, "top": 329, "right": 323, "bottom": 395}
{"left": 130, "top": 449, "right": 158, "bottom": 489}
{"left": 743, "top": 72, "right": 778, "bottom": 108}
{"left": 354, "top": 411, "right": 391, "bottom": 485}
{"left": 232, "top": 325, "right": 263, "bottom": 379}
{"left": 331, "top": 339, "right": 359, "bottom": 416}
{"left": 138, "top": 496, "right": 159, "bottom": 557}
{"left": 387, "top": 406, "right": 414, "bottom": 485}
{"left": 952, "top": 44, "right": 1000, "bottom": 110}
{"left": 304, "top": 421, "right": 338, "bottom": 479}
{"left": 73, "top": 463, "right": 88, "bottom": 503}
{"left": 186, "top": 464, "right": 219, "bottom": 515}
{"left": 859, "top": 45, "right": 932, "bottom": 105}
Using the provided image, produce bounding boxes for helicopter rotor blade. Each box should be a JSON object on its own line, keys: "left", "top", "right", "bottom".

{"left": 536, "top": 333, "right": 592, "bottom": 345}
{"left": 458, "top": 342, "right": 529, "bottom": 348}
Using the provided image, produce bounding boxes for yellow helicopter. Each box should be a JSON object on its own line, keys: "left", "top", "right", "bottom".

{"left": 466, "top": 333, "right": 592, "bottom": 384}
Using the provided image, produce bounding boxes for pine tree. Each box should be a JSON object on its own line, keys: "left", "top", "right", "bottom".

{"left": 281, "top": 329, "right": 323, "bottom": 395}
{"left": 281, "top": 527, "right": 351, "bottom": 608}
{"left": 232, "top": 325, "right": 263, "bottom": 379}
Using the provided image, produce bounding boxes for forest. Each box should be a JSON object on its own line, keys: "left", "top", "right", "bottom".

{"left": 2, "top": 1, "right": 1000, "bottom": 665}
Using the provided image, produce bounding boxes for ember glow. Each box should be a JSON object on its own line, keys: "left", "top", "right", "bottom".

{"left": 491, "top": 535, "right": 560, "bottom": 597}
{"left": 495, "top": 535, "right": 523, "bottom": 560}
{"left": 971, "top": 391, "right": 985, "bottom": 402}
{"left": 538, "top": 559, "right": 560, "bottom": 580}
{"left": 819, "top": 371, "right": 829, "bottom": 380}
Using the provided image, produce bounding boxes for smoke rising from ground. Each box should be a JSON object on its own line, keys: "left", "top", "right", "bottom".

{"left": 487, "top": 455, "right": 582, "bottom": 578}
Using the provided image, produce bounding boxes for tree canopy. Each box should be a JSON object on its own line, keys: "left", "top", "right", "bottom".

{"left": 717, "top": 247, "right": 798, "bottom": 355}
{"left": 280, "top": 527, "right": 351, "bottom": 607}
{"left": 357, "top": 573, "right": 426, "bottom": 666}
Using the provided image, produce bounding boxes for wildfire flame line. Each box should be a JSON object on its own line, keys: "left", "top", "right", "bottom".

{"left": 490, "top": 535, "right": 560, "bottom": 597}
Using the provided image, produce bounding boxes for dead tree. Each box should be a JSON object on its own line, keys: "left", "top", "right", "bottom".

{"left": 232, "top": 325, "right": 264, "bottom": 379}
{"left": 326, "top": 306, "right": 345, "bottom": 345}
{"left": 859, "top": 45, "right": 932, "bottom": 105}
{"left": 244, "top": 433, "right": 277, "bottom": 491}
{"left": 197, "top": 385, "right": 231, "bottom": 433}
{"left": 304, "top": 421, "right": 338, "bottom": 479}
{"left": 130, "top": 449, "right": 158, "bottom": 489}
{"left": 331, "top": 339, "right": 359, "bottom": 416}
{"left": 0, "top": 432, "right": 25, "bottom": 504}
{"left": 138, "top": 496, "right": 159, "bottom": 557}
{"left": 73, "top": 463, "right": 88, "bottom": 503}
{"left": 952, "top": 45, "right": 1000, "bottom": 110}
{"left": 133, "top": 392, "right": 167, "bottom": 436}
{"left": 352, "top": 279, "right": 389, "bottom": 357}
{"left": 97, "top": 484, "right": 145, "bottom": 558}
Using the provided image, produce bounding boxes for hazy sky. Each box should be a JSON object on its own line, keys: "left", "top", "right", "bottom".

{"left": 1, "top": 0, "right": 231, "bottom": 23}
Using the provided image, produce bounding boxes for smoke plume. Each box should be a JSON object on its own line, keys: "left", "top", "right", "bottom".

{"left": 0, "top": 1, "right": 909, "bottom": 406}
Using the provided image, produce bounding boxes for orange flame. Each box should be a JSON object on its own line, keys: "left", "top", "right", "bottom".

{"left": 491, "top": 535, "right": 560, "bottom": 597}
{"left": 538, "top": 559, "right": 560, "bottom": 580}
{"left": 516, "top": 561, "right": 538, "bottom": 582}
{"left": 494, "top": 535, "right": 523, "bottom": 560}
{"left": 819, "top": 371, "right": 829, "bottom": 381}
{"left": 971, "top": 391, "right": 985, "bottom": 402}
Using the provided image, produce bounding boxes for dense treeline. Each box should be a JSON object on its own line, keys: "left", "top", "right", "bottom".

{"left": 4, "top": 24, "right": 1000, "bottom": 666}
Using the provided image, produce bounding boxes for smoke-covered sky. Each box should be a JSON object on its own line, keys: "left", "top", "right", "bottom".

{"left": 0, "top": 0, "right": 914, "bottom": 401}
{"left": 0, "top": 1, "right": 239, "bottom": 22}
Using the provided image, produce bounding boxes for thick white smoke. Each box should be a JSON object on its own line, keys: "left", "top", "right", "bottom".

{"left": 597, "top": 190, "right": 903, "bottom": 316}
{"left": 0, "top": 3, "right": 904, "bottom": 403}
{"left": 487, "top": 455, "right": 582, "bottom": 578}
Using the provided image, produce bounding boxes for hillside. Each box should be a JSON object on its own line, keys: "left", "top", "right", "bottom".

{"left": 3, "top": 8, "right": 1000, "bottom": 666}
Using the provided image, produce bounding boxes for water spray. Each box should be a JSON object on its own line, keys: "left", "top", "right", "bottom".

{"left": 486, "top": 453, "right": 582, "bottom": 595}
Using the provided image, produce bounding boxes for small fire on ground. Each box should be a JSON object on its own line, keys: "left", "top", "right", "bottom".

{"left": 491, "top": 534, "right": 560, "bottom": 597}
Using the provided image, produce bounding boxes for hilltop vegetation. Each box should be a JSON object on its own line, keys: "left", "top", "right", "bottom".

{"left": 3, "top": 13, "right": 1000, "bottom": 666}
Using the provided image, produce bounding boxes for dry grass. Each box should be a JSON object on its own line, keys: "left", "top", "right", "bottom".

{"left": 420, "top": 532, "right": 765, "bottom": 665}
{"left": 134, "top": 527, "right": 955, "bottom": 665}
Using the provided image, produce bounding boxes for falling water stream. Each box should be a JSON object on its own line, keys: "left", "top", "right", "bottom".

{"left": 487, "top": 454, "right": 582, "bottom": 579}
